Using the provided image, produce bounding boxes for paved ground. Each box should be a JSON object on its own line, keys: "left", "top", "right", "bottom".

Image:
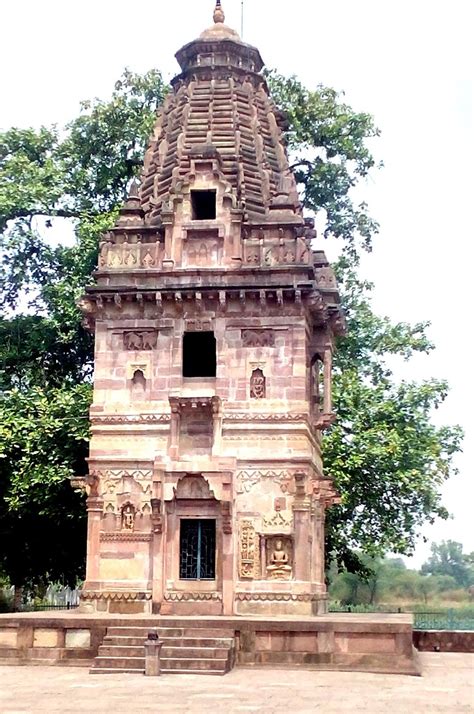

{"left": 0, "top": 653, "right": 472, "bottom": 713}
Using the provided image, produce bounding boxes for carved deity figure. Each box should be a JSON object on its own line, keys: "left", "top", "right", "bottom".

{"left": 266, "top": 538, "right": 292, "bottom": 580}
{"left": 250, "top": 368, "right": 266, "bottom": 399}
{"left": 121, "top": 503, "right": 135, "bottom": 531}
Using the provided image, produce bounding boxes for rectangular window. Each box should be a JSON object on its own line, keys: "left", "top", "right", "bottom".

{"left": 183, "top": 331, "right": 216, "bottom": 377}
{"left": 179, "top": 519, "right": 216, "bottom": 580}
{"left": 191, "top": 190, "right": 216, "bottom": 220}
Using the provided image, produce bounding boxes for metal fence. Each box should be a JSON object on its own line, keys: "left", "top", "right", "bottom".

{"left": 328, "top": 604, "right": 474, "bottom": 630}
{"left": 413, "top": 611, "right": 474, "bottom": 631}
{"left": 1, "top": 585, "right": 81, "bottom": 612}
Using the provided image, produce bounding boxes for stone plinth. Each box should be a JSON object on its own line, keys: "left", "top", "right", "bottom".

{"left": 0, "top": 612, "right": 420, "bottom": 675}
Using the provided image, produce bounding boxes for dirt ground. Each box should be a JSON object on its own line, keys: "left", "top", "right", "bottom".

{"left": 0, "top": 652, "right": 472, "bottom": 713}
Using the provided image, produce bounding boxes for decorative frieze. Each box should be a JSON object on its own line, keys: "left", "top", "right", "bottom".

{"left": 91, "top": 414, "right": 170, "bottom": 425}
{"left": 123, "top": 330, "right": 157, "bottom": 350}
{"left": 262, "top": 511, "right": 293, "bottom": 531}
{"left": 224, "top": 412, "right": 307, "bottom": 423}
{"left": 164, "top": 591, "right": 222, "bottom": 602}
{"left": 236, "top": 469, "right": 296, "bottom": 494}
{"left": 81, "top": 590, "right": 152, "bottom": 601}
{"left": 185, "top": 318, "right": 213, "bottom": 332}
{"left": 99, "top": 238, "right": 163, "bottom": 270}
{"left": 242, "top": 329, "right": 275, "bottom": 347}
{"left": 235, "top": 592, "right": 319, "bottom": 602}
{"left": 95, "top": 469, "right": 152, "bottom": 514}
{"left": 100, "top": 532, "right": 152, "bottom": 542}
{"left": 242, "top": 238, "right": 310, "bottom": 268}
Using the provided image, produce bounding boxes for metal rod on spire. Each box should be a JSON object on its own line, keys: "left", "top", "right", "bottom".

{"left": 241, "top": 0, "right": 244, "bottom": 37}
{"left": 213, "top": 0, "right": 225, "bottom": 23}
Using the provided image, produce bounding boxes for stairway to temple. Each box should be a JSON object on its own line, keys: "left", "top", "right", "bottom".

{"left": 90, "top": 626, "right": 236, "bottom": 675}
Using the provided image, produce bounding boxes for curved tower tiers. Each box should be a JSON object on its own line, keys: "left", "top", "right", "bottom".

{"left": 79, "top": 2, "right": 345, "bottom": 616}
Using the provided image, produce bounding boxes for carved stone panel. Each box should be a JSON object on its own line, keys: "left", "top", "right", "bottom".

{"left": 250, "top": 368, "right": 266, "bottom": 399}
{"left": 174, "top": 474, "right": 215, "bottom": 500}
{"left": 184, "top": 239, "right": 219, "bottom": 267}
{"left": 262, "top": 510, "right": 292, "bottom": 533}
{"left": 123, "top": 330, "right": 158, "bottom": 350}
{"left": 239, "top": 520, "right": 260, "bottom": 579}
{"left": 242, "top": 329, "right": 275, "bottom": 347}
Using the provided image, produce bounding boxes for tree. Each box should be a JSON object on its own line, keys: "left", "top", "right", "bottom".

{"left": 421, "top": 541, "right": 474, "bottom": 588}
{"left": 324, "top": 266, "right": 463, "bottom": 572}
{"left": 0, "top": 68, "right": 463, "bottom": 590}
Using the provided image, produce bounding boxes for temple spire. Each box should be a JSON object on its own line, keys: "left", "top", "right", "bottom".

{"left": 213, "top": 0, "right": 225, "bottom": 24}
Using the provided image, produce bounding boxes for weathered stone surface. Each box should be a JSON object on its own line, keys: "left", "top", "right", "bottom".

{"left": 33, "top": 629, "right": 59, "bottom": 648}
{"left": 65, "top": 630, "right": 91, "bottom": 649}
{"left": 0, "top": 630, "right": 17, "bottom": 647}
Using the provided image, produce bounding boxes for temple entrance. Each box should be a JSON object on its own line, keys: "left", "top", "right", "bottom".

{"left": 179, "top": 519, "right": 216, "bottom": 580}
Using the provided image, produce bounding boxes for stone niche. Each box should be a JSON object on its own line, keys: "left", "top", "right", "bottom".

{"left": 265, "top": 535, "right": 293, "bottom": 581}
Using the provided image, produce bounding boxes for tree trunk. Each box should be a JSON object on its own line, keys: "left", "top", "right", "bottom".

{"left": 13, "top": 585, "right": 23, "bottom": 611}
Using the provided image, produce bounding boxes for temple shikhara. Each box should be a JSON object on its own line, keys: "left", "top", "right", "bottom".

{"left": 79, "top": 1, "right": 345, "bottom": 617}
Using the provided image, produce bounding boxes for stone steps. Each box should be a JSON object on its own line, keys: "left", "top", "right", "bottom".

{"left": 98, "top": 645, "right": 230, "bottom": 658}
{"left": 90, "top": 626, "right": 235, "bottom": 675}
{"left": 90, "top": 667, "right": 224, "bottom": 676}
{"left": 103, "top": 636, "right": 233, "bottom": 648}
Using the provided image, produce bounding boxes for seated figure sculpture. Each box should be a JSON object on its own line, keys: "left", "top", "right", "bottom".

{"left": 266, "top": 538, "right": 292, "bottom": 580}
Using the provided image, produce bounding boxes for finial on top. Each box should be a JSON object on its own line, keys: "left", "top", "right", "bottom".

{"left": 213, "top": 0, "right": 225, "bottom": 24}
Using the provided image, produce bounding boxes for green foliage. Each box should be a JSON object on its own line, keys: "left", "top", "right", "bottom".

{"left": 421, "top": 541, "right": 474, "bottom": 588}
{"left": 266, "top": 72, "right": 380, "bottom": 257}
{"left": 61, "top": 69, "right": 167, "bottom": 212}
{"left": 329, "top": 554, "right": 466, "bottom": 607}
{"left": 325, "top": 267, "right": 463, "bottom": 570}
{"left": 0, "top": 384, "right": 91, "bottom": 588}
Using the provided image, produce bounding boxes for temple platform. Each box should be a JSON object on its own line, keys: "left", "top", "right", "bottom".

{"left": 0, "top": 612, "right": 420, "bottom": 675}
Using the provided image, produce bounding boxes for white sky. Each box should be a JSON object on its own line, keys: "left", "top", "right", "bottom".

{"left": 1, "top": 0, "right": 472, "bottom": 566}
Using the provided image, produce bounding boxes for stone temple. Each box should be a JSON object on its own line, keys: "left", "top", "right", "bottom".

{"left": 79, "top": 1, "right": 345, "bottom": 617}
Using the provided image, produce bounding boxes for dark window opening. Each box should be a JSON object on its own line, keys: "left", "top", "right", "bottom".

{"left": 191, "top": 190, "right": 216, "bottom": 220}
{"left": 183, "top": 331, "right": 216, "bottom": 378}
{"left": 180, "top": 519, "right": 216, "bottom": 580}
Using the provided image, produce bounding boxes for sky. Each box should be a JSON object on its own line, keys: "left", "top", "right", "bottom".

{"left": 1, "top": 0, "right": 472, "bottom": 566}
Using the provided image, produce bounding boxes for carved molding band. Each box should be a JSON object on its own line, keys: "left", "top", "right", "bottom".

{"left": 81, "top": 590, "right": 152, "bottom": 602}
{"left": 235, "top": 592, "right": 321, "bottom": 602}
{"left": 100, "top": 532, "right": 152, "bottom": 542}
{"left": 99, "top": 239, "right": 163, "bottom": 270}
{"left": 91, "top": 414, "right": 170, "bottom": 424}
{"left": 163, "top": 591, "right": 222, "bottom": 602}
{"left": 225, "top": 413, "right": 307, "bottom": 422}
{"left": 236, "top": 469, "right": 296, "bottom": 494}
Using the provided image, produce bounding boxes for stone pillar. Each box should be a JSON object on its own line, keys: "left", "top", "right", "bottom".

{"left": 161, "top": 211, "right": 174, "bottom": 269}
{"left": 144, "top": 631, "right": 163, "bottom": 676}
{"left": 221, "top": 501, "right": 233, "bottom": 615}
{"left": 313, "top": 501, "right": 325, "bottom": 587}
{"left": 84, "top": 494, "right": 103, "bottom": 586}
{"left": 292, "top": 473, "right": 311, "bottom": 581}
{"left": 150, "top": 496, "right": 164, "bottom": 613}
{"left": 211, "top": 397, "right": 222, "bottom": 455}
{"left": 169, "top": 400, "right": 180, "bottom": 458}
{"left": 323, "top": 349, "right": 332, "bottom": 415}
